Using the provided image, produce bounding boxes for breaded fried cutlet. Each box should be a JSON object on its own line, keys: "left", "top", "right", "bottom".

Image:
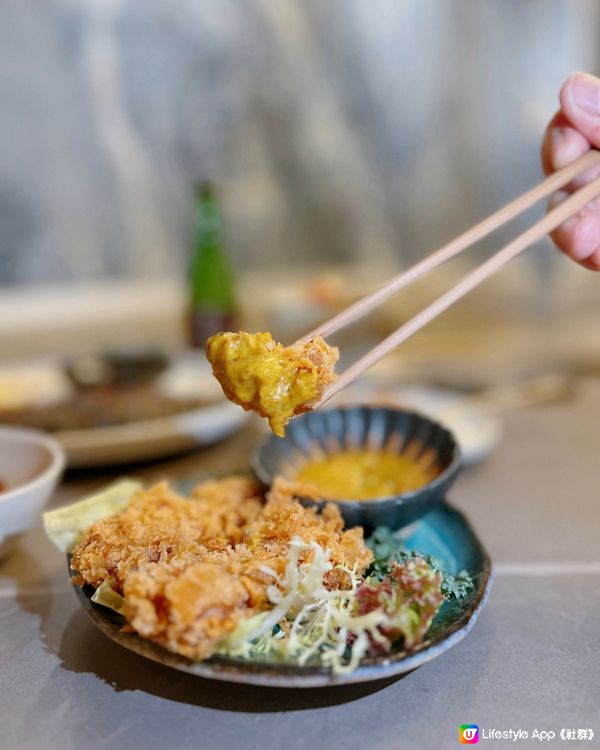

{"left": 71, "top": 475, "right": 372, "bottom": 660}
{"left": 70, "top": 475, "right": 263, "bottom": 593}
{"left": 206, "top": 331, "right": 339, "bottom": 436}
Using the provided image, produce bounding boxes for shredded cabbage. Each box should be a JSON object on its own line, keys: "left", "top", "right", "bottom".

{"left": 218, "top": 536, "right": 437, "bottom": 674}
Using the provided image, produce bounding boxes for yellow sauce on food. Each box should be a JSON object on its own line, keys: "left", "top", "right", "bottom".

{"left": 206, "top": 331, "right": 338, "bottom": 437}
{"left": 294, "top": 449, "right": 440, "bottom": 500}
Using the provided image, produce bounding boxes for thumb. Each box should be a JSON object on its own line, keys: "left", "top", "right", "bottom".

{"left": 560, "top": 72, "right": 600, "bottom": 148}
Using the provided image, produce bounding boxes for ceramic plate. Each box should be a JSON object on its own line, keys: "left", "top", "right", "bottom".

{"left": 56, "top": 354, "right": 248, "bottom": 467}
{"left": 69, "top": 500, "right": 492, "bottom": 687}
{"left": 333, "top": 383, "right": 501, "bottom": 466}
{"left": 58, "top": 401, "right": 248, "bottom": 468}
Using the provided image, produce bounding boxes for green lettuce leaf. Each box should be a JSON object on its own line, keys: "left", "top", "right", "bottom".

{"left": 43, "top": 479, "right": 142, "bottom": 552}
{"left": 366, "top": 526, "right": 474, "bottom": 600}
{"left": 91, "top": 580, "right": 125, "bottom": 614}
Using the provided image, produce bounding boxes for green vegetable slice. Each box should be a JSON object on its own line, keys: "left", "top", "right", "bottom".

{"left": 366, "top": 526, "right": 474, "bottom": 601}
{"left": 43, "top": 479, "right": 142, "bottom": 552}
{"left": 91, "top": 580, "right": 125, "bottom": 614}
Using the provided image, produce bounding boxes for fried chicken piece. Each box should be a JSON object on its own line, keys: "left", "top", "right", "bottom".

{"left": 72, "top": 474, "right": 373, "bottom": 661}
{"left": 243, "top": 477, "right": 372, "bottom": 576}
{"left": 189, "top": 475, "right": 265, "bottom": 542}
{"left": 124, "top": 561, "right": 249, "bottom": 660}
{"left": 206, "top": 331, "right": 339, "bottom": 436}
{"left": 71, "top": 476, "right": 263, "bottom": 593}
{"left": 121, "top": 542, "right": 283, "bottom": 658}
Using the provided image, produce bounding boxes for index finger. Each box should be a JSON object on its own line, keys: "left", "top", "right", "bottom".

{"left": 541, "top": 110, "right": 590, "bottom": 176}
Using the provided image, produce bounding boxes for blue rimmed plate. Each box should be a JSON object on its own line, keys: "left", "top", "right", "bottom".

{"left": 69, "top": 495, "right": 492, "bottom": 688}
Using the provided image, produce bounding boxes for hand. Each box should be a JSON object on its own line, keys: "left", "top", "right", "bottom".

{"left": 542, "top": 72, "right": 600, "bottom": 270}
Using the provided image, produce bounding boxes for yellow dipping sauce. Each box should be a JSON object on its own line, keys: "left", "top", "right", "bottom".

{"left": 294, "top": 449, "right": 440, "bottom": 500}
{"left": 206, "top": 331, "right": 338, "bottom": 437}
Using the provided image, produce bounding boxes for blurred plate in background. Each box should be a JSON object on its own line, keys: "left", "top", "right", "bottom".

{"left": 57, "top": 398, "right": 247, "bottom": 468}
{"left": 332, "top": 383, "right": 501, "bottom": 466}
{"left": 0, "top": 353, "right": 248, "bottom": 468}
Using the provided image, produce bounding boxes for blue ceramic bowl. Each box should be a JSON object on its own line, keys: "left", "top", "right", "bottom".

{"left": 251, "top": 406, "right": 461, "bottom": 532}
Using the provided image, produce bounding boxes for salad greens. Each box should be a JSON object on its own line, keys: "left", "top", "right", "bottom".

{"left": 366, "top": 526, "right": 474, "bottom": 600}
{"left": 219, "top": 536, "right": 446, "bottom": 673}
{"left": 219, "top": 526, "right": 475, "bottom": 674}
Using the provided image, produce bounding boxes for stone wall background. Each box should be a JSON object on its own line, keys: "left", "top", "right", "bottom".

{"left": 1, "top": 0, "right": 599, "bottom": 287}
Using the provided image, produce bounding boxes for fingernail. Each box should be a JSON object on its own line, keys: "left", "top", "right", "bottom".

{"left": 572, "top": 211, "right": 600, "bottom": 260}
{"left": 588, "top": 246, "right": 600, "bottom": 271}
{"left": 550, "top": 128, "right": 575, "bottom": 169}
{"left": 548, "top": 189, "right": 569, "bottom": 210}
{"left": 570, "top": 74, "right": 600, "bottom": 115}
{"left": 550, "top": 126, "right": 566, "bottom": 150}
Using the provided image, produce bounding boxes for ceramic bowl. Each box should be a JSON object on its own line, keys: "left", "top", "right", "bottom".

{"left": 0, "top": 427, "right": 65, "bottom": 559}
{"left": 252, "top": 406, "right": 461, "bottom": 532}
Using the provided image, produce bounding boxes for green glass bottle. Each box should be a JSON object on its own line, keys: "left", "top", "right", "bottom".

{"left": 189, "top": 183, "right": 236, "bottom": 347}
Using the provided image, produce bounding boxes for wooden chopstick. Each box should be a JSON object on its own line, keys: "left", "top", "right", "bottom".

{"left": 314, "top": 169, "right": 600, "bottom": 407}
{"left": 304, "top": 149, "right": 600, "bottom": 341}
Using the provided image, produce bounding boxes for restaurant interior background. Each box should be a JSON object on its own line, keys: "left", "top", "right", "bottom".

{"left": 1, "top": 0, "right": 600, "bottom": 391}
{"left": 2, "top": 3, "right": 600, "bottom": 744}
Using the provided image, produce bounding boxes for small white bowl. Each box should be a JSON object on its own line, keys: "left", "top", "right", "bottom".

{"left": 0, "top": 427, "right": 66, "bottom": 559}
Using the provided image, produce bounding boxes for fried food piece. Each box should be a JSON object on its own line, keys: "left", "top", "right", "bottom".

{"left": 189, "top": 475, "right": 265, "bottom": 542}
{"left": 124, "top": 561, "right": 250, "bottom": 660}
{"left": 206, "top": 331, "right": 339, "bottom": 436}
{"left": 71, "top": 476, "right": 263, "bottom": 593}
{"left": 72, "top": 474, "right": 372, "bottom": 661}
{"left": 243, "top": 477, "right": 373, "bottom": 576}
